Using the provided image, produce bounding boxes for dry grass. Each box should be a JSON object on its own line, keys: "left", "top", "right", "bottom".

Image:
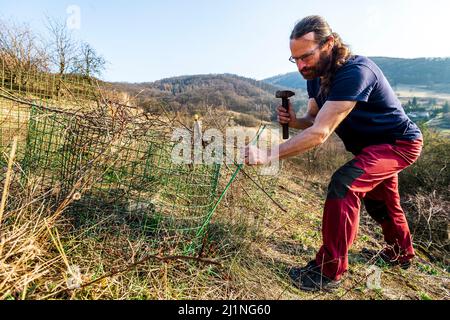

{"left": 0, "top": 162, "right": 66, "bottom": 299}
{"left": 0, "top": 135, "right": 449, "bottom": 300}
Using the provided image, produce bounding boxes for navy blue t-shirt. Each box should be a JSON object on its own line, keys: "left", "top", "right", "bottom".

{"left": 307, "top": 55, "right": 422, "bottom": 154}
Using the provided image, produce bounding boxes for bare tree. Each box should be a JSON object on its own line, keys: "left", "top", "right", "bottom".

{"left": 73, "top": 42, "right": 106, "bottom": 79}
{"left": 0, "top": 19, "right": 49, "bottom": 84}
{"left": 45, "top": 17, "right": 77, "bottom": 76}
{"left": 45, "top": 17, "right": 79, "bottom": 99}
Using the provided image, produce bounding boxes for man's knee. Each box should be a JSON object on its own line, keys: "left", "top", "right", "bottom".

{"left": 327, "top": 160, "right": 365, "bottom": 199}
{"left": 363, "top": 198, "right": 390, "bottom": 223}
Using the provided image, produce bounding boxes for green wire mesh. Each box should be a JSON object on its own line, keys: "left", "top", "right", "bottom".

{"left": 22, "top": 105, "right": 221, "bottom": 254}
{"left": 0, "top": 59, "right": 224, "bottom": 255}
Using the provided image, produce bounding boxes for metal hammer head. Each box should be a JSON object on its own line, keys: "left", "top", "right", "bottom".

{"left": 276, "top": 90, "right": 295, "bottom": 99}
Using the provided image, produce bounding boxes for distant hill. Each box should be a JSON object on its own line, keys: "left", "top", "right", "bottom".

{"left": 112, "top": 74, "right": 308, "bottom": 123}
{"left": 111, "top": 57, "right": 450, "bottom": 128}
{"left": 263, "top": 72, "right": 307, "bottom": 90}
{"left": 264, "top": 57, "right": 450, "bottom": 92}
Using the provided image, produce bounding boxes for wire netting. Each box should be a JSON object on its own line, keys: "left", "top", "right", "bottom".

{"left": 0, "top": 58, "right": 223, "bottom": 255}
{"left": 0, "top": 57, "right": 100, "bottom": 104}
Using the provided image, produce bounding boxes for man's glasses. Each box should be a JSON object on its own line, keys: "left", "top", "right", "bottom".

{"left": 289, "top": 40, "right": 327, "bottom": 64}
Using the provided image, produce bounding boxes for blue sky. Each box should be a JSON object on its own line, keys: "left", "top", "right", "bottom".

{"left": 1, "top": 0, "right": 449, "bottom": 82}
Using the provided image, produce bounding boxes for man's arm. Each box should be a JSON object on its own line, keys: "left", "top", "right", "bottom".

{"left": 278, "top": 98, "right": 319, "bottom": 130}
{"left": 294, "top": 98, "right": 320, "bottom": 130}
{"left": 274, "top": 100, "right": 357, "bottom": 160}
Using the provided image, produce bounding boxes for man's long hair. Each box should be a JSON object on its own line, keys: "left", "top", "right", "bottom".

{"left": 290, "top": 15, "right": 352, "bottom": 96}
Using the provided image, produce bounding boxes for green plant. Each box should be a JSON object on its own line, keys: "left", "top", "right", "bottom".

{"left": 419, "top": 292, "right": 432, "bottom": 300}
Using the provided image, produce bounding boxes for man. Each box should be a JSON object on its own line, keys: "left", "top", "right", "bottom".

{"left": 243, "top": 15, "right": 423, "bottom": 292}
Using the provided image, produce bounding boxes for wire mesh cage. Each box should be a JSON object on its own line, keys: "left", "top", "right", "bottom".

{"left": 0, "top": 61, "right": 223, "bottom": 256}
{"left": 20, "top": 104, "right": 222, "bottom": 254}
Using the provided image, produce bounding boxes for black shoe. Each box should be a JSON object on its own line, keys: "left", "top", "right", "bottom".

{"left": 289, "top": 260, "right": 341, "bottom": 292}
{"left": 288, "top": 260, "right": 316, "bottom": 287}
{"left": 361, "top": 248, "right": 412, "bottom": 270}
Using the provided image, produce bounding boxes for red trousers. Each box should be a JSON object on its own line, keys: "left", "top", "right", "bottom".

{"left": 316, "top": 139, "right": 423, "bottom": 280}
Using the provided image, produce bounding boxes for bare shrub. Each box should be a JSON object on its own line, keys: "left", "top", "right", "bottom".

{"left": 403, "top": 191, "right": 449, "bottom": 263}
{"left": 398, "top": 127, "right": 450, "bottom": 263}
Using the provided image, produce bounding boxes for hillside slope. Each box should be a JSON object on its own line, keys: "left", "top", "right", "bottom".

{"left": 4, "top": 138, "right": 446, "bottom": 300}
{"left": 112, "top": 74, "right": 309, "bottom": 122}
{"left": 264, "top": 57, "right": 450, "bottom": 92}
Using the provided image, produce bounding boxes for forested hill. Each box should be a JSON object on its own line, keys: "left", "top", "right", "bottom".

{"left": 112, "top": 74, "right": 307, "bottom": 122}
{"left": 264, "top": 57, "right": 450, "bottom": 91}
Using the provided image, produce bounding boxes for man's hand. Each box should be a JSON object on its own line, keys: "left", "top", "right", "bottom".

{"left": 242, "top": 145, "right": 270, "bottom": 166}
{"left": 277, "top": 101, "right": 297, "bottom": 129}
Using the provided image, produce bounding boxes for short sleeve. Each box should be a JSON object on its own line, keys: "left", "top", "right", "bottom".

{"left": 327, "top": 64, "right": 378, "bottom": 102}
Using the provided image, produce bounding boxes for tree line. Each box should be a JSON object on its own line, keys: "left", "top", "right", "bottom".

{"left": 113, "top": 74, "right": 309, "bottom": 124}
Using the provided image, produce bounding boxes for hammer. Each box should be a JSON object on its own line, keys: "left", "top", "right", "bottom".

{"left": 276, "top": 90, "right": 295, "bottom": 140}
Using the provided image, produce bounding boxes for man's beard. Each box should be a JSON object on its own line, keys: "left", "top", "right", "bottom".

{"left": 300, "top": 51, "right": 332, "bottom": 80}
